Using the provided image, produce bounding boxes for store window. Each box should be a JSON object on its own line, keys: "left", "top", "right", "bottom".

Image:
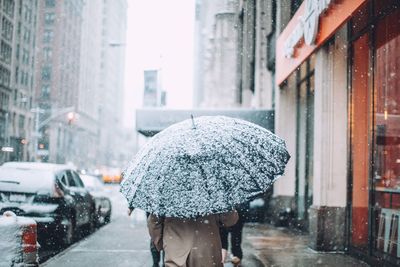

{"left": 373, "top": 6, "right": 400, "bottom": 260}
{"left": 350, "top": 0, "right": 400, "bottom": 263}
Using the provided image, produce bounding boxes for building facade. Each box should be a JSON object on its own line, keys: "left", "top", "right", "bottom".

{"left": 273, "top": 0, "right": 400, "bottom": 265}
{"left": 195, "top": 0, "right": 400, "bottom": 265}
{"left": 194, "top": 0, "right": 274, "bottom": 109}
{"left": 194, "top": 0, "right": 241, "bottom": 108}
{"left": 34, "top": 0, "right": 84, "bottom": 163}
{"left": 96, "top": 0, "right": 127, "bottom": 168}
{"left": 143, "top": 69, "right": 165, "bottom": 107}
{"left": 0, "top": 0, "right": 38, "bottom": 163}
{"left": 30, "top": 0, "right": 128, "bottom": 170}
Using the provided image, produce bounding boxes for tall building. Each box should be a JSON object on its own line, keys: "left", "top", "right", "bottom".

{"left": 194, "top": 0, "right": 240, "bottom": 108}
{"left": 143, "top": 69, "right": 164, "bottom": 107}
{"left": 194, "top": 0, "right": 272, "bottom": 109}
{"left": 0, "top": 0, "right": 38, "bottom": 164}
{"left": 34, "top": 0, "right": 84, "bottom": 163}
{"left": 76, "top": 0, "right": 104, "bottom": 168}
{"left": 96, "top": 0, "right": 127, "bottom": 167}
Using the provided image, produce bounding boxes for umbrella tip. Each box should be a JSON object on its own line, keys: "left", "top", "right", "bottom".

{"left": 191, "top": 114, "right": 196, "bottom": 129}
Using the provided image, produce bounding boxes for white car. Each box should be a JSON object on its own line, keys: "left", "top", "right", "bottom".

{"left": 80, "top": 175, "right": 112, "bottom": 226}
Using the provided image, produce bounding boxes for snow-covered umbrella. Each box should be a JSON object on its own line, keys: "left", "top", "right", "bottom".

{"left": 120, "top": 115, "right": 290, "bottom": 218}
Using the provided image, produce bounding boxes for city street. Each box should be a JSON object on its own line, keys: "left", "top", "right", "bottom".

{"left": 41, "top": 185, "right": 368, "bottom": 267}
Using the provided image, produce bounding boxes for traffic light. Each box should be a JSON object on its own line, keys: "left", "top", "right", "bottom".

{"left": 67, "top": 112, "right": 75, "bottom": 125}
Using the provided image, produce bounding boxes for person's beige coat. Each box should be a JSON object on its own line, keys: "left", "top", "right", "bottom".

{"left": 147, "top": 211, "right": 238, "bottom": 267}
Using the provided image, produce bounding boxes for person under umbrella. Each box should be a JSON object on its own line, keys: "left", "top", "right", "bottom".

{"left": 120, "top": 116, "right": 290, "bottom": 266}
{"left": 148, "top": 211, "right": 238, "bottom": 266}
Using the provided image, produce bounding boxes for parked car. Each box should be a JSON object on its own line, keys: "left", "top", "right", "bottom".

{"left": 0, "top": 162, "right": 95, "bottom": 246}
{"left": 80, "top": 174, "right": 112, "bottom": 226}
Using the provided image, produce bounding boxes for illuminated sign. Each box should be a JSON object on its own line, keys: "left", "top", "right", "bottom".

{"left": 284, "top": 0, "right": 333, "bottom": 58}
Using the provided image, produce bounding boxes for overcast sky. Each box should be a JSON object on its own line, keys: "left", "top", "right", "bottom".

{"left": 123, "top": 0, "right": 195, "bottom": 129}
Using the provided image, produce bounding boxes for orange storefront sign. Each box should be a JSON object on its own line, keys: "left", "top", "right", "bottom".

{"left": 276, "top": 0, "right": 367, "bottom": 86}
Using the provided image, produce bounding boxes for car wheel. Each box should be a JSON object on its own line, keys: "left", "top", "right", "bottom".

{"left": 104, "top": 209, "right": 111, "bottom": 224}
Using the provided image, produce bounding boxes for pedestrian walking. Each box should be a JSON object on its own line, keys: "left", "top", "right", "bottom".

{"left": 220, "top": 202, "right": 250, "bottom": 266}
{"left": 147, "top": 211, "right": 238, "bottom": 267}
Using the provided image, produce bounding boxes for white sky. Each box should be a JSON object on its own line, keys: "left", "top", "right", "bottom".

{"left": 123, "top": 0, "right": 195, "bottom": 129}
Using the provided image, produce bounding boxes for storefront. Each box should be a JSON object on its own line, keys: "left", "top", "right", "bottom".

{"left": 274, "top": 0, "right": 399, "bottom": 265}
{"left": 349, "top": 0, "right": 400, "bottom": 265}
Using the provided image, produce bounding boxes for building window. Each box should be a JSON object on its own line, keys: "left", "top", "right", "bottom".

{"left": 41, "top": 66, "right": 52, "bottom": 81}
{"left": 15, "top": 43, "right": 19, "bottom": 59}
{"left": 23, "top": 27, "right": 30, "bottom": 43}
{"left": 44, "top": 12, "right": 55, "bottom": 25}
{"left": 19, "top": 114, "right": 25, "bottom": 133}
{"left": 0, "top": 66, "right": 11, "bottom": 87}
{"left": 41, "top": 85, "right": 51, "bottom": 98}
{"left": 349, "top": 0, "right": 400, "bottom": 263}
{"left": 22, "top": 49, "right": 29, "bottom": 65}
{"left": 0, "top": 41, "right": 12, "bottom": 64}
{"left": 0, "top": 92, "right": 10, "bottom": 111}
{"left": 15, "top": 66, "right": 18, "bottom": 83}
{"left": 43, "top": 47, "right": 52, "bottom": 61}
{"left": 43, "top": 30, "right": 54, "bottom": 43}
{"left": 45, "top": 0, "right": 56, "bottom": 8}
{"left": 2, "top": 17, "right": 13, "bottom": 41}
{"left": 3, "top": 0, "right": 15, "bottom": 18}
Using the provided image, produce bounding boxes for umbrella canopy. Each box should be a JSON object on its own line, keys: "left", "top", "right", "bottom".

{"left": 120, "top": 116, "right": 290, "bottom": 218}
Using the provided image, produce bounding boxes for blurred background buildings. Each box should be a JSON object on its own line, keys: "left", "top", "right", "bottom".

{"left": 0, "top": 0, "right": 131, "bottom": 172}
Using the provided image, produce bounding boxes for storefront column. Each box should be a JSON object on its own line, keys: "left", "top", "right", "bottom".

{"left": 271, "top": 73, "right": 297, "bottom": 225}
{"left": 309, "top": 27, "right": 348, "bottom": 251}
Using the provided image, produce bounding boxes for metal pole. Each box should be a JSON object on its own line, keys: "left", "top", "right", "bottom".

{"left": 4, "top": 112, "right": 9, "bottom": 162}
{"left": 33, "top": 108, "right": 40, "bottom": 162}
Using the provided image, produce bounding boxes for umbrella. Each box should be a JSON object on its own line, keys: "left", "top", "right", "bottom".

{"left": 120, "top": 115, "right": 290, "bottom": 218}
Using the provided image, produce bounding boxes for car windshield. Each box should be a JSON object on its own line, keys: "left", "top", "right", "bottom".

{"left": 0, "top": 167, "right": 54, "bottom": 193}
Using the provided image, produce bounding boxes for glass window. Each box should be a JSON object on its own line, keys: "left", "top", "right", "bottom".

{"left": 66, "top": 171, "right": 77, "bottom": 187}
{"left": 45, "top": 0, "right": 55, "bottom": 8}
{"left": 43, "top": 30, "right": 53, "bottom": 43}
{"left": 71, "top": 171, "right": 84, "bottom": 188}
{"left": 59, "top": 173, "right": 68, "bottom": 186}
{"left": 45, "top": 12, "right": 55, "bottom": 25}
{"left": 3, "top": 0, "right": 15, "bottom": 18}
{"left": 0, "top": 41, "right": 12, "bottom": 64}
{"left": 373, "top": 7, "right": 400, "bottom": 259}
{"left": 41, "top": 66, "right": 52, "bottom": 81}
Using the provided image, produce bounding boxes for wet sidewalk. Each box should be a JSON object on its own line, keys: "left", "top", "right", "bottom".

{"left": 240, "top": 224, "right": 369, "bottom": 267}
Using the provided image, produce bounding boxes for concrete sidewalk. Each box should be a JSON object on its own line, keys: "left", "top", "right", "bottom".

{"left": 240, "top": 224, "right": 369, "bottom": 267}
{"left": 42, "top": 220, "right": 369, "bottom": 267}
{"left": 42, "top": 216, "right": 153, "bottom": 267}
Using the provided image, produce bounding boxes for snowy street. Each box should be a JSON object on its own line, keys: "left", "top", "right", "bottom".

{"left": 40, "top": 185, "right": 367, "bottom": 267}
